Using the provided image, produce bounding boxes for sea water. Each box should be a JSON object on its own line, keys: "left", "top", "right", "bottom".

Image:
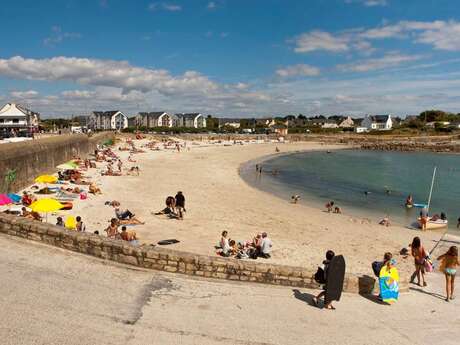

{"left": 241, "top": 149, "right": 460, "bottom": 231}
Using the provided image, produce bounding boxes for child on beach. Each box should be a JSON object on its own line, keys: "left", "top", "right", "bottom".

{"left": 437, "top": 246, "right": 460, "bottom": 301}
{"left": 325, "top": 201, "right": 334, "bottom": 213}
{"left": 410, "top": 237, "right": 427, "bottom": 287}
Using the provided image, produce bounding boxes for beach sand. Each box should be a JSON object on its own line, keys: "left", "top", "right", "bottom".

{"left": 25, "top": 137, "right": 445, "bottom": 277}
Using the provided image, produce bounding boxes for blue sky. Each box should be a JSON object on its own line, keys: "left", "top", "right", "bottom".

{"left": 1, "top": 0, "right": 460, "bottom": 117}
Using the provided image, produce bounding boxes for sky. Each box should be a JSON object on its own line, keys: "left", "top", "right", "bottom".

{"left": 1, "top": 0, "right": 460, "bottom": 118}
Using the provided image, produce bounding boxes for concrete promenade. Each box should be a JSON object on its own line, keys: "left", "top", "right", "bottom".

{"left": 1, "top": 234, "right": 459, "bottom": 345}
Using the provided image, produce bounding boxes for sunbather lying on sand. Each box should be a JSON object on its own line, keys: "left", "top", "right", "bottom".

{"left": 89, "top": 183, "right": 102, "bottom": 195}
{"left": 126, "top": 166, "right": 140, "bottom": 176}
{"left": 115, "top": 207, "right": 145, "bottom": 224}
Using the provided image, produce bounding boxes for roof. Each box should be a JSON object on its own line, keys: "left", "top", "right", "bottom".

{"left": 369, "top": 115, "right": 390, "bottom": 123}
{"left": 176, "top": 113, "right": 202, "bottom": 120}
{"left": 93, "top": 110, "right": 120, "bottom": 117}
{"left": 0, "top": 103, "right": 38, "bottom": 117}
{"left": 138, "top": 112, "right": 166, "bottom": 119}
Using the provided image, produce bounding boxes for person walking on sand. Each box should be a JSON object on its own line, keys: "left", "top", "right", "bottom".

{"left": 175, "top": 191, "right": 186, "bottom": 220}
{"left": 313, "top": 250, "right": 335, "bottom": 309}
{"left": 437, "top": 246, "right": 460, "bottom": 302}
{"left": 410, "top": 236, "right": 427, "bottom": 287}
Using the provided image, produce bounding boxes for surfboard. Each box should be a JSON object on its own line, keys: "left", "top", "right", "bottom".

{"left": 379, "top": 265, "right": 399, "bottom": 304}
{"left": 325, "top": 255, "right": 346, "bottom": 304}
{"left": 413, "top": 203, "right": 428, "bottom": 208}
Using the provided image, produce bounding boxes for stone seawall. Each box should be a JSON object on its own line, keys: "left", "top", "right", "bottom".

{"left": 0, "top": 213, "right": 385, "bottom": 294}
{"left": 0, "top": 133, "right": 114, "bottom": 193}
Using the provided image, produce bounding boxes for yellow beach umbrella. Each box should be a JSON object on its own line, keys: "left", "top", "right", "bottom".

{"left": 30, "top": 199, "right": 64, "bottom": 213}
{"left": 65, "top": 216, "right": 77, "bottom": 230}
{"left": 35, "top": 175, "right": 58, "bottom": 184}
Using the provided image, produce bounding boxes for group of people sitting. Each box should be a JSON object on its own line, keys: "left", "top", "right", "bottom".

{"left": 217, "top": 231, "right": 273, "bottom": 259}
{"left": 154, "top": 192, "right": 186, "bottom": 220}
{"left": 56, "top": 215, "right": 86, "bottom": 232}
{"left": 325, "top": 201, "right": 342, "bottom": 214}
{"left": 104, "top": 218, "right": 139, "bottom": 244}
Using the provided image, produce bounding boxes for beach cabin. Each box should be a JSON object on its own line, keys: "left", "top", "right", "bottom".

{"left": 0, "top": 103, "right": 40, "bottom": 136}
{"left": 90, "top": 110, "right": 128, "bottom": 130}
{"left": 361, "top": 114, "right": 392, "bottom": 131}
{"left": 339, "top": 116, "right": 355, "bottom": 128}
{"left": 176, "top": 113, "right": 206, "bottom": 128}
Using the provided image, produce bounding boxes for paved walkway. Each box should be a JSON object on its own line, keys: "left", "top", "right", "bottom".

{"left": 1, "top": 235, "right": 459, "bottom": 345}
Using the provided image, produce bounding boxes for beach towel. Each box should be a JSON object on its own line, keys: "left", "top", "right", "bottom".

{"left": 7, "top": 193, "right": 21, "bottom": 203}
{"left": 379, "top": 266, "right": 399, "bottom": 304}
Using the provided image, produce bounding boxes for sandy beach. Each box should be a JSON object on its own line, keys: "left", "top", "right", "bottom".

{"left": 20, "top": 137, "right": 445, "bottom": 277}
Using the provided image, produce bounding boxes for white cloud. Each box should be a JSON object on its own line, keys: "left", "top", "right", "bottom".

{"left": 207, "top": 1, "right": 216, "bottom": 9}
{"left": 292, "top": 20, "right": 460, "bottom": 56}
{"left": 163, "top": 3, "right": 181, "bottom": 11}
{"left": 0, "top": 56, "right": 219, "bottom": 96}
{"left": 293, "top": 31, "right": 349, "bottom": 53}
{"left": 415, "top": 21, "right": 460, "bottom": 51}
{"left": 363, "top": 0, "right": 387, "bottom": 6}
{"left": 337, "top": 53, "right": 423, "bottom": 72}
{"left": 0, "top": 56, "right": 286, "bottom": 116}
{"left": 276, "top": 64, "right": 321, "bottom": 78}
{"left": 10, "top": 90, "right": 39, "bottom": 98}
{"left": 43, "top": 26, "right": 81, "bottom": 46}
{"left": 148, "top": 2, "right": 182, "bottom": 11}
{"left": 61, "top": 90, "right": 95, "bottom": 99}
{"left": 345, "top": 0, "right": 388, "bottom": 7}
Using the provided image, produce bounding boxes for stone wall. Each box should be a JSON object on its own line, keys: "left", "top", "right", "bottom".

{"left": 0, "top": 132, "right": 114, "bottom": 193}
{"left": 0, "top": 213, "right": 384, "bottom": 294}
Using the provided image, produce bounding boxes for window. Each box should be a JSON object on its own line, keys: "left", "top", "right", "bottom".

{"left": 13, "top": 119, "right": 19, "bottom": 123}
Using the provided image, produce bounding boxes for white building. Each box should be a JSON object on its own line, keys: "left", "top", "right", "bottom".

{"left": 176, "top": 113, "right": 206, "bottom": 128}
{"left": 136, "top": 112, "right": 180, "bottom": 128}
{"left": 355, "top": 127, "right": 368, "bottom": 133}
{"left": 339, "top": 116, "right": 355, "bottom": 128}
{"left": 0, "top": 103, "right": 39, "bottom": 134}
{"left": 224, "top": 122, "right": 240, "bottom": 129}
{"left": 89, "top": 110, "right": 128, "bottom": 130}
{"left": 361, "top": 114, "right": 393, "bottom": 131}
{"left": 425, "top": 121, "right": 450, "bottom": 128}
{"left": 321, "top": 122, "right": 339, "bottom": 129}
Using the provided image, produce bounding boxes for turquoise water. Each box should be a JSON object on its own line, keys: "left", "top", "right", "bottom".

{"left": 241, "top": 150, "right": 460, "bottom": 231}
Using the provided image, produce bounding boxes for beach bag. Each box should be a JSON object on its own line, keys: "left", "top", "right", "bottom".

{"left": 424, "top": 258, "right": 433, "bottom": 273}
{"left": 314, "top": 267, "right": 326, "bottom": 284}
{"left": 372, "top": 261, "right": 383, "bottom": 278}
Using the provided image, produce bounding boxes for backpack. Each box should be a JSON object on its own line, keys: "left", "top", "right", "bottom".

{"left": 314, "top": 267, "right": 326, "bottom": 284}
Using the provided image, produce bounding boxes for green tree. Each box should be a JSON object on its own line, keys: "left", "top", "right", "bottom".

{"left": 206, "top": 115, "right": 219, "bottom": 130}
{"left": 418, "top": 110, "right": 449, "bottom": 123}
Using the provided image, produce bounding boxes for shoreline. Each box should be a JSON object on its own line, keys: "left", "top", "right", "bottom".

{"left": 11, "top": 137, "right": 447, "bottom": 278}
{"left": 239, "top": 149, "right": 460, "bottom": 233}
